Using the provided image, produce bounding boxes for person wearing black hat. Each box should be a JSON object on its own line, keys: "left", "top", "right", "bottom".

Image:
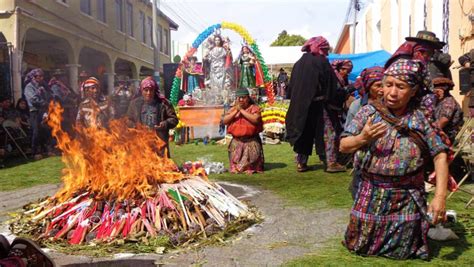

{"left": 223, "top": 88, "right": 264, "bottom": 174}
{"left": 385, "top": 30, "right": 448, "bottom": 124}
{"left": 432, "top": 77, "right": 463, "bottom": 143}
{"left": 385, "top": 30, "right": 445, "bottom": 69}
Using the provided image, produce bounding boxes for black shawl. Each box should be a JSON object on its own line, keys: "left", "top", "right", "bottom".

{"left": 285, "top": 52, "right": 337, "bottom": 145}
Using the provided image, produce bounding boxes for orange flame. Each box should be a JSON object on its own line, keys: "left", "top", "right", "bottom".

{"left": 47, "top": 102, "right": 185, "bottom": 202}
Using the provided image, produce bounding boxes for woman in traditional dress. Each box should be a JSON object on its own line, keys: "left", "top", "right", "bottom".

{"left": 340, "top": 58, "right": 449, "bottom": 259}
{"left": 320, "top": 59, "right": 353, "bottom": 172}
{"left": 344, "top": 66, "right": 385, "bottom": 198}
{"left": 432, "top": 77, "right": 463, "bottom": 143}
{"left": 224, "top": 88, "right": 264, "bottom": 174}
{"left": 127, "top": 77, "right": 178, "bottom": 157}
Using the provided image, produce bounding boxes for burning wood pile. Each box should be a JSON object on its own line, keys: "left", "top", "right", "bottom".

{"left": 11, "top": 102, "right": 255, "bottom": 246}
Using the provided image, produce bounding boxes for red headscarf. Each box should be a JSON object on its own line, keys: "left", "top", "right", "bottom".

{"left": 301, "top": 36, "right": 330, "bottom": 57}
{"left": 140, "top": 76, "right": 163, "bottom": 99}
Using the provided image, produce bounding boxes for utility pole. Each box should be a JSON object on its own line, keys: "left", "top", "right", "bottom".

{"left": 152, "top": 0, "right": 160, "bottom": 85}
{"left": 352, "top": 0, "right": 360, "bottom": 54}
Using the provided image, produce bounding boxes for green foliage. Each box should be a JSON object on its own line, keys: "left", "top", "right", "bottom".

{"left": 173, "top": 55, "right": 181, "bottom": 63}
{"left": 172, "top": 142, "right": 352, "bottom": 209}
{"left": 271, "top": 30, "right": 307, "bottom": 47}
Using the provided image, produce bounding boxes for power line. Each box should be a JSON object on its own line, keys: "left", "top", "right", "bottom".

{"left": 174, "top": 1, "right": 209, "bottom": 30}
{"left": 159, "top": 2, "right": 202, "bottom": 34}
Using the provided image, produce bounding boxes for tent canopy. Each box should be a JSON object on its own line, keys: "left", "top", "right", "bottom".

{"left": 328, "top": 50, "right": 391, "bottom": 82}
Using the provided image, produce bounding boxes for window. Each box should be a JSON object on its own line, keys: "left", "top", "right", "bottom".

{"left": 97, "top": 0, "right": 106, "bottom": 23}
{"left": 126, "top": 2, "right": 134, "bottom": 37}
{"left": 80, "top": 0, "right": 91, "bottom": 15}
{"left": 163, "top": 29, "right": 169, "bottom": 55}
{"left": 115, "top": 0, "right": 124, "bottom": 32}
{"left": 139, "top": 11, "right": 146, "bottom": 43}
{"left": 158, "top": 24, "right": 163, "bottom": 52}
{"left": 147, "top": 16, "right": 153, "bottom": 46}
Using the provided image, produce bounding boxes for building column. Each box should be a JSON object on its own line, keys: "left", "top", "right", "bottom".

{"left": 66, "top": 64, "right": 81, "bottom": 94}
{"left": 130, "top": 79, "right": 140, "bottom": 94}
{"left": 104, "top": 72, "right": 115, "bottom": 95}
{"left": 12, "top": 47, "right": 22, "bottom": 101}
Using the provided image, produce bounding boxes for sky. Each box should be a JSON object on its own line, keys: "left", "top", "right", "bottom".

{"left": 160, "top": 0, "right": 351, "bottom": 57}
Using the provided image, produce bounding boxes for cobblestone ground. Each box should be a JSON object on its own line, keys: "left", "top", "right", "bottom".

{"left": 0, "top": 183, "right": 347, "bottom": 266}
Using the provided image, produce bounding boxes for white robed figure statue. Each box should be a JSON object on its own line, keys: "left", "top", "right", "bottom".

{"left": 204, "top": 34, "right": 233, "bottom": 92}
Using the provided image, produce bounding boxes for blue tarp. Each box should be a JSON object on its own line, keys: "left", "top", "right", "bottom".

{"left": 328, "top": 50, "right": 391, "bottom": 82}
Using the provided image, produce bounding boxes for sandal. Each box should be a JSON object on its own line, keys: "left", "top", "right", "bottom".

{"left": 0, "top": 234, "right": 10, "bottom": 259}
{"left": 8, "top": 237, "right": 55, "bottom": 267}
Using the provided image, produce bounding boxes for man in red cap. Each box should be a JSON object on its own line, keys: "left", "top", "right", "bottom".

{"left": 76, "top": 77, "right": 115, "bottom": 128}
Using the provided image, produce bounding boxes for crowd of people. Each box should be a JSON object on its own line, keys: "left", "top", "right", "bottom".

{"left": 284, "top": 30, "right": 467, "bottom": 260}
{"left": 0, "top": 27, "right": 470, "bottom": 261}
{"left": 0, "top": 68, "right": 180, "bottom": 165}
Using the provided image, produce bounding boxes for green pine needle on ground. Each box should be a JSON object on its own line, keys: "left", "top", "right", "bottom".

{"left": 0, "top": 142, "right": 472, "bottom": 265}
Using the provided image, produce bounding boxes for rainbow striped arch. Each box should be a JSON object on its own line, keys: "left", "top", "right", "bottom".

{"left": 169, "top": 22, "right": 275, "bottom": 106}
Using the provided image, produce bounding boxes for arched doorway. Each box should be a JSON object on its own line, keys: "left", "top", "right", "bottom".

{"left": 78, "top": 47, "right": 111, "bottom": 95}
{"left": 22, "top": 28, "right": 74, "bottom": 89}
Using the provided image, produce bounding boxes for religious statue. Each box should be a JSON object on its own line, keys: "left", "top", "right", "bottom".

{"left": 182, "top": 56, "right": 204, "bottom": 94}
{"left": 204, "top": 34, "right": 233, "bottom": 91}
{"left": 237, "top": 45, "right": 264, "bottom": 89}
{"left": 237, "top": 46, "right": 257, "bottom": 88}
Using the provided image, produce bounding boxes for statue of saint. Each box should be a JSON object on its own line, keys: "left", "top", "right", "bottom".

{"left": 182, "top": 56, "right": 203, "bottom": 94}
{"left": 237, "top": 46, "right": 257, "bottom": 88}
{"left": 204, "top": 35, "right": 233, "bottom": 91}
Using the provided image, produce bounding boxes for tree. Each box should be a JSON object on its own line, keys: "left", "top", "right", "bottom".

{"left": 271, "top": 30, "right": 307, "bottom": 46}
{"left": 173, "top": 55, "right": 181, "bottom": 63}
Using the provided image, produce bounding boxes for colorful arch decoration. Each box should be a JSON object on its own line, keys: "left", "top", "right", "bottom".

{"left": 170, "top": 22, "right": 275, "bottom": 106}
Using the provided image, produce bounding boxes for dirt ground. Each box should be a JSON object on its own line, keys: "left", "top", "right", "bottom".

{"left": 0, "top": 182, "right": 347, "bottom": 266}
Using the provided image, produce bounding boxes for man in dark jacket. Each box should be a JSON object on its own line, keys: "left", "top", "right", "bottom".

{"left": 127, "top": 77, "right": 178, "bottom": 157}
{"left": 24, "top": 68, "right": 52, "bottom": 160}
{"left": 285, "top": 36, "right": 338, "bottom": 172}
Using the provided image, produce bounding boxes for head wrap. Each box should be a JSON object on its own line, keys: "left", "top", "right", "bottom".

{"left": 301, "top": 36, "right": 330, "bottom": 57}
{"left": 140, "top": 76, "right": 162, "bottom": 99}
{"left": 332, "top": 59, "right": 353, "bottom": 72}
{"left": 360, "top": 66, "right": 384, "bottom": 91}
{"left": 235, "top": 88, "right": 250, "bottom": 97}
{"left": 83, "top": 77, "right": 100, "bottom": 88}
{"left": 384, "top": 59, "right": 431, "bottom": 91}
{"left": 432, "top": 77, "right": 454, "bottom": 90}
{"left": 24, "top": 68, "right": 44, "bottom": 84}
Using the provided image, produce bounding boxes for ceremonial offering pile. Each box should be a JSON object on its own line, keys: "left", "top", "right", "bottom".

{"left": 10, "top": 103, "right": 256, "bottom": 247}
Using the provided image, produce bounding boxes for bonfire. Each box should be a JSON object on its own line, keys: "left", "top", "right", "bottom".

{"left": 10, "top": 102, "right": 255, "bottom": 247}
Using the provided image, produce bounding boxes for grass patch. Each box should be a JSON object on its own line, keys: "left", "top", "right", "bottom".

{"left": 1, "top": 142, "right": 472, "bottom": 264}
{"left": 0, "top": 156, "right": 63, "bottom": 191}
{"left": 172, "top": 142, "right": 353, "bottom": 209}
{"left": 285, "top": 192, "right": 474, "bottom": 266}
